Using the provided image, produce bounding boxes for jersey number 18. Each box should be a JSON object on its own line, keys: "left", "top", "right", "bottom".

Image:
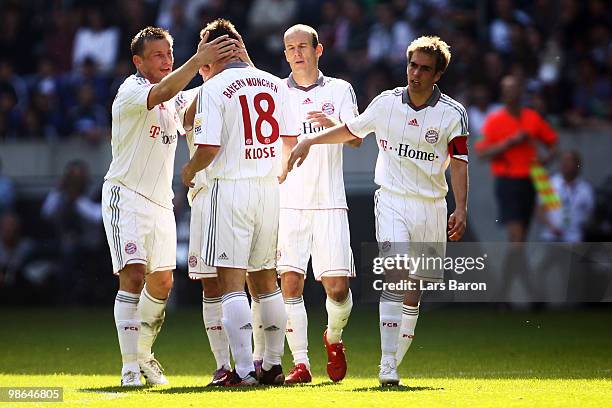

{"left": 239, "top": 92, "right": 279, "bottom": 146}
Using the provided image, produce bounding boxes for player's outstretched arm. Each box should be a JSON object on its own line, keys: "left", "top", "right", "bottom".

{"left": 288, "top": 123, "right": 356, "bottom": 170}
{"left": 448, "top": 158, "right": 468, "bottom": 241}
{"left": 181, "top": 145, "right": 220, "bottom": 187}
{"left": 148, "top": 33, "right": 238, "bottom": 109}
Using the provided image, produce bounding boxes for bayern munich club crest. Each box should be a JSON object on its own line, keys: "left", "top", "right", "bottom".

{"left": 425, "top": 128, "right": 440, "bottom": 144}
{"left": 321, "top": 102, "right": 335, "bottom": 115}
{"left": 189, "top": 255, "right": 198, "bottom": 268}
{"left": 125, "top": 242, "right": 137, "bottom": 255}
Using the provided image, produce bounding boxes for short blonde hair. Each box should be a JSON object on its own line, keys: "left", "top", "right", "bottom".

{"left": 407, "top": 36, "right": 451, "bottom": 74}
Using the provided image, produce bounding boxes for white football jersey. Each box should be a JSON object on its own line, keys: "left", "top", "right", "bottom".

{"left": 280, "top": 72, "right": 358, "bottom": 209}
{"left": 185, "top": 126, "right": 209, "bottom": 205}
{"left": 194, "top": 62, "right": 300, "bottom": 180}
{"left": 105, "top": 74, "right": 193, "bottom": 209}
{"left": 346, "top": 85, "right": 469, "bottom": 199}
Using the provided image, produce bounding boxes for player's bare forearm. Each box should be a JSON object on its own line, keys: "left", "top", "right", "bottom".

{"left": 181, "top": 145, "right": 219, "bottom": 187}
{"left": 450, "top": 158, "right": 468, "bottom": 212}
{"left": 310, "top": 123, "right": 356, "bottom": 146}
{"left": 288, "top": 124, "right": 358, "bottom": 170}
{"left": 448, "top": 158, "right": 468, "bottom": 241}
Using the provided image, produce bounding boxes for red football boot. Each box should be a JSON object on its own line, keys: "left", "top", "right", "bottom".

{"left": 284, "top": 363, "right": 312, "bottom": 384}
{"left": 323, "top": 329, "right": 347, "bottom": 382}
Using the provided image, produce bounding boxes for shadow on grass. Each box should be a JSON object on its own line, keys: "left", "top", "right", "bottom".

{"left": 352, "top": 385, "right": 443, "bottom": 392}
{"left": 80, "top": 385, "right": 154, "bottom": 393}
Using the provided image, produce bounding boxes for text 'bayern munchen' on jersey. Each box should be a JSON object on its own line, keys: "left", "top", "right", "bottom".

{"left": 105, "top": 73, "right": 192, "bottom": 209}
{"left": 280, "top": 71, "right": 358, "bottom": 210}
{"left": 346, "top": 85, "right": 469, "bottom": 199}
{"left": 193, "top": 62, "right": 301, "bottom": 180}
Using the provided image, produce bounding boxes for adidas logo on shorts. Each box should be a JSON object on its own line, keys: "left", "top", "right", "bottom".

{"left": 240, "top": 323, "right": 253, "bottom": 330}
{"left": 218, "top": 252, "right": 229, "bottom": 260}
{"left": 264, "top": 325, "right": 280, "bottom": 332}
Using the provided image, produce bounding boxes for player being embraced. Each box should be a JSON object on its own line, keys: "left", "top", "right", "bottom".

{"left": 183, "top": 33, "right": 255, "bottom": 387}
{"left": 288, "top": 36, "right": 469, "bottom": 386}
{"left": 102, "top": 26, "right": 237, "bottom": 386}
{"left": 256, "top": 24, "right": 361, "bottom": 384}
{"left": 181, "top": 19, "right": 300, "bottom": 387}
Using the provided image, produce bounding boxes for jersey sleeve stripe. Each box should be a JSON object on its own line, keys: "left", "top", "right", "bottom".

{"left": 440, "top": 95, "right": 468, "bottom": 135}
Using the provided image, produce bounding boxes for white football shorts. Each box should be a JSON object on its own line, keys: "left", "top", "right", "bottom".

{"left": 203, "top": 178, "right": 279, "bottom": 272}
{"left": 374, "top": 188, "right": 447, "bottom": 282}
{"left": 277, "top": 208, "right": 355, "bottom": 280}
{"left": 102, "top": 180, "right": 176, "bottom": 275}
{"left": 188, "top": 187, "right": 217, "bottom": 279}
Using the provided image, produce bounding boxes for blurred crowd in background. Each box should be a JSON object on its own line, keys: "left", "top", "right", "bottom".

{"left": 1, "top": 0, "right": 611, "bottom": 305}
{"left": 0, "top": 0, "right": 610, "bottom": 144}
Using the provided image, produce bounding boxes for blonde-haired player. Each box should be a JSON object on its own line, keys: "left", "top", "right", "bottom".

{"left": 102, "top": 26, "right": 237, "bottom": 386}
{"left": 289, "top": 36, "right": 469, "bottom": 386}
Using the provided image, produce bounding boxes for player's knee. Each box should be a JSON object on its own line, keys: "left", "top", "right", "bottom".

{"left": 324, "top": 280, "right": 350, "bottom": 303}
{"left": 281, "top": 273, "right": 303, "bottom": 298}
{"left": 202, "top": 278, "right": 222, "bottom": 298}
{"left": 120, "top": 265, "right": 145, "bottom": 292}
{"left": 157, "top": 276, "right": 174, "bottom": 295}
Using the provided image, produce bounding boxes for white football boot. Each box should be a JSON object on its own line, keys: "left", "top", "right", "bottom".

{"left": 139, "top": 354, "right": 169, "bottom": 385}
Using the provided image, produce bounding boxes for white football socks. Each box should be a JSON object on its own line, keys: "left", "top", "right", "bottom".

{"left": 379, "top": 291, "right": 403, "bottom": 364}
{"left": 202, "top": 294, "right": 231, "bottom": 370}
{"left": 396, "top": 304, "right": 419, "bottom": 366}
{"left": 222, "top": 291, "right": 254, "bottom": 378}
{"left": 114, "top": 290, "right": 140, "bottom": 371}
{"left": 284, "top": 296, "right": 309, "bottom": 368}
{"left": 137, "top": 286, "right": 167, "bottom": 361}
{"left": 251, "top": 296, "right": 265, "bottom": 362}
{"left": 325, "top": 289, "right": 353, "bottom": 344}
{"left": 258, "top": 288, "right": 287, "bottom": 370}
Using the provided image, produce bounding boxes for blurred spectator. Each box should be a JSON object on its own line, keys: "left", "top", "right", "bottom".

{"left": 566, "top": 58, "right": 612, "bottom": 128}
{"left": 67, "top": 83, "right": 109, "bottom": 144}
{"left": 72, "top": 8, "right": 119, "bottom": 74}
{"left": 44, "top": 8, "right": 78, "bottom": 73}
{"left": 539, "top": 150, "right": 594, "bottom": 243}
{"left": 467, "top": 84, "right": 499, "bottom": 139}
{"left": 367, "top": 2, "right": 414, "bottom": 64}
{"left": 164, "top": 2, "right": 199, "bottom": 67}
{"left": 0, "top": 61, "right": 28, "bottom": 112}
{"left": 41, "top": 160, "right": 103, "bottom": 303}
{"left": 489, "top": 0, "right": 531, "bottom": 56}
{"left": 248, "top": 0, "right": 297, "bottom": 54}
{"left": 476, "top": 75, "right": 558, "bottom": 242}
{"left": 335, "top": 0, "right": 370, "bottom": 56}
{"left": 0, "top": 212, "right": 35, "bottom": 292}
{"left": 0, "top": 159, "right": 16, "bottom": 215}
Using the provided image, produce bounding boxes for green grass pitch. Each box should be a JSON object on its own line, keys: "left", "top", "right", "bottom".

{"left": 1, "top": 306, "right": 610, "bottom": 407}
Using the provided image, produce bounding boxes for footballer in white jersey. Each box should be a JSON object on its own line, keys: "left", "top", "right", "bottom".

{"left": 276, "top": 24, "right": 359, "bottom": 385}
{"left": 288, "top": 36, "right": 469, "bottom": 386}
{"left": 181, "top": 19, "right": 299, "bottom": 386}
{"left": 102, "top": 26, "right": 239, "bottom": 387}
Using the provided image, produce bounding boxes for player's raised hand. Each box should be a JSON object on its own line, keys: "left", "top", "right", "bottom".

{"left": 196, "top": 32, "right": 239, "bottom": 66}
{"left": 181, "top": 163, "right": 196, "bottom": 188}
{"left": 288, "top": 139, "right": 312, "bottom": 171}
{"left": 447, "top": 209, "right": 466, "bottom": 241}
{"left": 235, "top": 32, "right": 254, "bottom": 67}
{"left": 307, "top": 111, "right": 339, "bottom": 128}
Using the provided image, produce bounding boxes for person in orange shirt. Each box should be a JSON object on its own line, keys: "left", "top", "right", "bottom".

{"left": 476, "top": 75, "right": 557, "bottom": 242}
